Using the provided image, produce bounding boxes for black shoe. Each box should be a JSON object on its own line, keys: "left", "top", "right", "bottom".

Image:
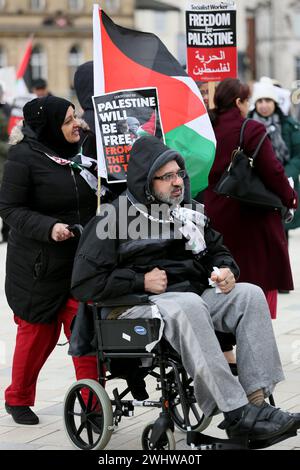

{"left": 5, "top": 402, "right": 39, "bottom": 425}
{"left": 288, "top": 412, "right": 300, "bottom": 427}
{"left": 219, "top": 402, "right": 295, "bottom": 441}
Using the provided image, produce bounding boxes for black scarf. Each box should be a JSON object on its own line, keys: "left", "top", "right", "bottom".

{"left": 23, "top": 96, "right": 78, "bottom": 158}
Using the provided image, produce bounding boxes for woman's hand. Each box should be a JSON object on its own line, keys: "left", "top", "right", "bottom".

{"left": 51, "top": 223, "right": 74, "bottom": 242}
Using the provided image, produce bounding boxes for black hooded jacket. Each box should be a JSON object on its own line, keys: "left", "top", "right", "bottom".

{"left": 71, "top": 136, "right": 239, "bottom": 308}
{"left": 0, "top": 122, "right": 97, "bottom": 323}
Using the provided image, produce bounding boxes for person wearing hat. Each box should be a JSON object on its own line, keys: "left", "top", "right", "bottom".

{"left": 249, "top": 80, "right": 300, "bottom": 291}
{"left": 204, "top": 78, "right": 297, "bottom": 320}
{"left": 0, "top": 96, "right": 99, "bottom": 425}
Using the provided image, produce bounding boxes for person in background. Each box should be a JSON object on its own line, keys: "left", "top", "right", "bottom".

{"left": 0, "top": 82, "right": 12, "bottom": 119}
{"left": 73, "top": 61, "right": 126, "bottom": 197}
{"left": 248, "top": 81, "right": 300, "bottom": 293}
{"left": 196, "top": 81, "right": 209, "bottom": 109}
{"left": 0, "top": 83, "right": 10, "bottom": 242}
{"left": 31, "top": 78, "right": 52, "bottom": 98}
{"left": 0, "top": 96, "right": 98, "bottom": 425}
{"left": 204, "top": 78, "right": 297, "bottom": 320}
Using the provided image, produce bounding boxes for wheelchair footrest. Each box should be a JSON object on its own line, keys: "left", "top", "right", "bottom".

{"left": 188, "top": 427, "right": 298, "bottom": 450}
{"left": 249, "top": 430, "right": 298, "bottom": 449}
{"left": 187, "top": 431, "right": 248, "bottom": 450}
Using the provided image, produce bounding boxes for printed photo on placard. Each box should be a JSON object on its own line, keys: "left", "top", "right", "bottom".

{"left": 93, "top": 87, "right": 164, "bottom": 183}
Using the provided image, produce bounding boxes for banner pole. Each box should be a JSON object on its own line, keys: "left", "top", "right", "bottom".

{"left": 208, "top": 81, "right": 216, "bottom": 109}
{"left": 97, "top": 176, "right": 101, "bottom": 215}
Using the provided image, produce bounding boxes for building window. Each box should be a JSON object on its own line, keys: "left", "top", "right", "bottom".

{"left": 154, "top": 12, "right": 167, "bottom": 34}
{"left": 0, "top": 46, "right": 7, "bottom": 68}
{"left": 30, "top": 0, "right": 46, "bottom": 11}
{"left": 30, "top": 45, "right": 47, "bottom": 82}
{"left": 105, "top": 0, "right": 120, "bottom": 14}
{"left": 296, "top": 57, "right": 300, "bottom": 80}
{"left": 68, "top": 45, "right": 83, "bottom": 87}
{"left": 68, "top": 0, "right": 84, "bottom": 11}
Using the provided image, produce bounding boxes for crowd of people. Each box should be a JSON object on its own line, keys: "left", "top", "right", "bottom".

{"left": 0, "top": 67, "right": 300, "bottom": 448}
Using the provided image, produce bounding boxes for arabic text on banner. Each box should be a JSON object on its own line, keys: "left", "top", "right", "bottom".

{"left": 186, "top": 0, "right": 237, "bottom": 82}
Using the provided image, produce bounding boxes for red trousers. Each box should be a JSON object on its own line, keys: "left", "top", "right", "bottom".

{"left": 265, "top": 290, "right": 278, "bottom": 320}
{"left": 5, "top": 298, "right": 98, "bottom": 406}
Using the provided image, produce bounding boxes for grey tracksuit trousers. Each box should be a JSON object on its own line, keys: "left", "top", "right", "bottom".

{"left": 119, "top": 283, "right": 284, "bottom": 416}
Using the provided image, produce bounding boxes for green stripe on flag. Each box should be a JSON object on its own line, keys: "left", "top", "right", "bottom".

{"left": 165, "top": 125, "right": 216, "bottom": 196}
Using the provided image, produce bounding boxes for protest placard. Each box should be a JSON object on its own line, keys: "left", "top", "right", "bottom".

{"left": 186, "top": 1, "right": 237, "bottom": 82}
{"left": 93, "top": 87, "right": 163, "bottom": 183}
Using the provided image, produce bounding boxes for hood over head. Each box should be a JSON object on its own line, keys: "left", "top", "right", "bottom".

{"left": 127, "top": 135, "right": 191, "bottom": 206}
{"left": 74, "top": 61, "right": 95, "bottom": 132}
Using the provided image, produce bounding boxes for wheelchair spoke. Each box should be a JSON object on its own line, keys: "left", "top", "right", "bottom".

{"left": 86, "top": 422, "right": 94, "bottom": 445}
{"left": 75, "top": 389, "right": 86, "bottom": 412}
{"left": 86, "top": 390, "right": 94, "bottom": 412}
{"left": 67, "top": 410, "right": 82, "bottom": 417}
{"left": 189, "top": 403, "right": 202, "bottom": 422}
{"left": 75, "top": 423, "right": 86, "bottom": 439}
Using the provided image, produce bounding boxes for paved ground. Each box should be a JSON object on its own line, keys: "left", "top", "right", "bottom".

{"left": 0, "top": 229, "right": 300, "bottom": 451}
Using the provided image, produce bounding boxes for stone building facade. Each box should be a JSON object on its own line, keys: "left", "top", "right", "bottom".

{"left": 251, "top": 0, "right": 300, "bottom": 88}
{"left": 1, "top": 1, "right": 300, "bottom": 98}
{"left": 0, "top": 0, "right": 134, "bottom": 99}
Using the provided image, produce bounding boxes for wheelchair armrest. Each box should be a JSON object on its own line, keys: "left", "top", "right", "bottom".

{"left": 95, "top": 294, "right": 149, "bottom": 308}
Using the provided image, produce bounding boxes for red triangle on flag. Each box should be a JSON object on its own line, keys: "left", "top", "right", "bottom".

{"left": 16, "top": 35, "right": 34, "bottom": 80}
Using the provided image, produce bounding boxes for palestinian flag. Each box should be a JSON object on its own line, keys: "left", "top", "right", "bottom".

{"left": 138, "top": 111, "right": 156, "bottom": 137}
{"left": 16, "top": 35, "right": 33, "bottom": 81}
{"left": 93, "top": 7, "right": 215, "bottom": 195}
{"left": 8, "top": 35, "right": 34, "bottom": 135}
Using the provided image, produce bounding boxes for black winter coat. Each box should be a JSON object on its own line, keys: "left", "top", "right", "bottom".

{"left": 71, "top": 136, "right": 239, "bottom": 311}
{"left": 0, "top": 127, "right": 96, "bottom": 323}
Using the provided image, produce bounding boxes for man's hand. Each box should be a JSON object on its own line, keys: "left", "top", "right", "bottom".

{"left": 144, "top": 267, "right": 168, "bottom": 294}
{"left": 210, "top": 267, "right": 235, "bottom": 294}
{"left": 51, "top": 223, "right": 74, "bottom": 242}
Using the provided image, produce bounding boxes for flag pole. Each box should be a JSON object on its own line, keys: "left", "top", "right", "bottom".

{"left": 97, "top": 176, "right": 101, "bottom": 215}
{"left": 208, "top": 81, "right": 216, "bottom": 109}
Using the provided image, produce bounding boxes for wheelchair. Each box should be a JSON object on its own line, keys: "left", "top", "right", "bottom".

{"left": 63, "top": 295, "right": 213, "bottom": 451}
{"left": 63, "top": 295, "right": 295, "bottom": 451}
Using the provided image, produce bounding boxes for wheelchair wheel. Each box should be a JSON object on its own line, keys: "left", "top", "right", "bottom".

{"left": 168, "top": 370, "right": 212, "bottom": 432}
{"left": 141, "top": 422, "right": 176, "bottom": 450}
{"left": 169, "top": 400, "right": 212, "bottom": 433}
{"left": 64, "top": 379, "right": 113, "bottom": 450}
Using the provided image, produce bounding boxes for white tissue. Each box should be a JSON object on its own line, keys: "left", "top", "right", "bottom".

{"left": 208, "top": 266, "right": 222, "bottom": 294}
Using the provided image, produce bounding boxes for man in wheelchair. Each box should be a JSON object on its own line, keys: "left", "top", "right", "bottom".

{"left": 71, "top": 135, "right": 300, "bottom": 446}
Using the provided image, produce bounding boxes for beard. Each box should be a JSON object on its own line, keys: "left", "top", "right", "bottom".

{"left": 152, "top": 185, "right": 185, "bottom": 206}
